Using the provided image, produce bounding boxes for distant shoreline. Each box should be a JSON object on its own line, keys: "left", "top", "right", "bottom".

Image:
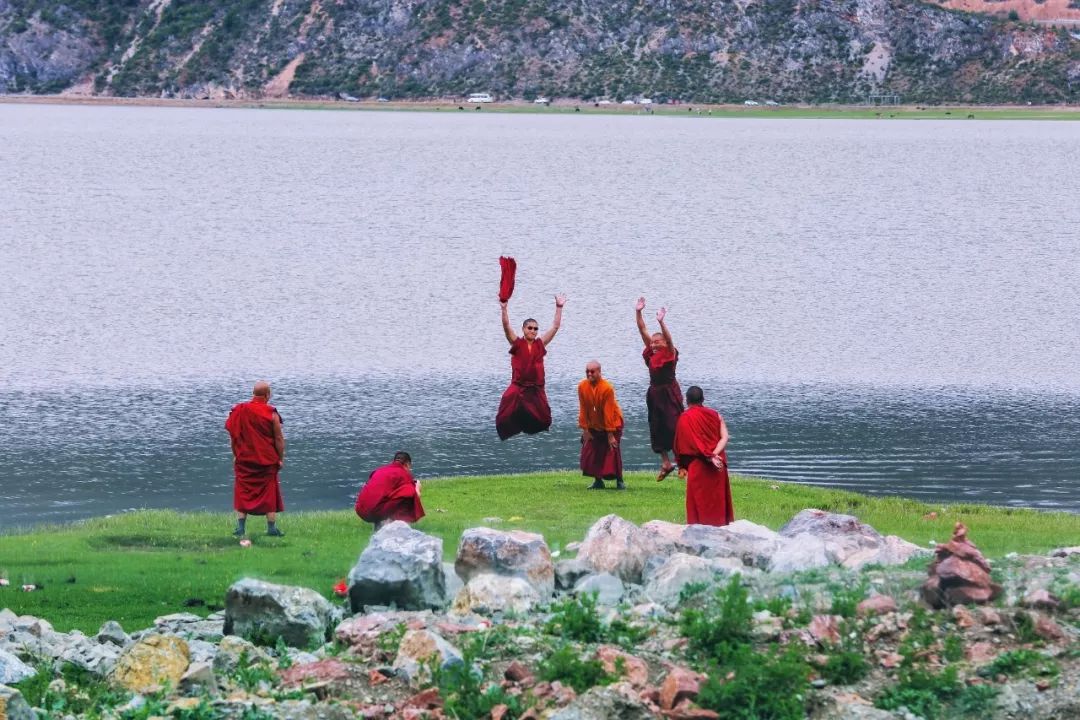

{"left": 2, "top": 93, "right": 1079, "bottom": 119}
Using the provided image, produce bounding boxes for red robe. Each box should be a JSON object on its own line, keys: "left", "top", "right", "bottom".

{"left": 495, "top": 337, "right": 552, "bottom": 440}
{"left": 225, "top": 397, "right": 284, "bottom": 515}
{"left": 674, "top": 405, "right": 734, "bottom": 526}
{"left": 643, "top": 347, "right": 684, "bottom": 453}
{"left": 355, "top": 462, "right": 425, "bottom": 524}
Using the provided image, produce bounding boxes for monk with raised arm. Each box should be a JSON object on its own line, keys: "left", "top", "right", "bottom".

{"left": 355, "top": 451, "right": 425, "bottom": 530}
{"left": 496, "top": 294, "right": 567, "bottom": 440}
{"left": 635, "top": 297, "right": 684, "bottom": 481}
{"left": 225, "top": 381, "right": 286, "bottom": 537}
{"left": 578, "top": 361, "right": 625, "bottom": 490}
{"left": 674, "top": 386, "right": 734, "bottom": 526}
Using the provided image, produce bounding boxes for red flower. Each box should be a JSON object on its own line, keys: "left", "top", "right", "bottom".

{"left": 333, "top": 580, "right": 348, "bottom": 597}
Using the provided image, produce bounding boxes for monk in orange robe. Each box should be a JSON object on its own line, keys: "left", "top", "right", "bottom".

{"left": 225, "top": 381, "right": 285, "bottom": 537}
{"left": 355, "top": 451, "right": 425, "bottom": 529}
{"left": 496, "top": 293, "right": 566, "bottom": 440}
{"left": 635, "top": 297, "right": 684, "bottom": 481}
{"left": 578, "top": 361, "right": 625, "bottom": 490}
{"left": 674, "top": 386, "right": 734, "bottom": 526}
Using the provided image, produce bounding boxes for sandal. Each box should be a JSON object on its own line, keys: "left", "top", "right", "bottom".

{"left": 657, "top": 465, "right": 676, "bottom": 482}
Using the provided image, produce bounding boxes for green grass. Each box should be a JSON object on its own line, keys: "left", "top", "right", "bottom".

{"left": 0, "top": 471, "right": 1075, "bottom": 633}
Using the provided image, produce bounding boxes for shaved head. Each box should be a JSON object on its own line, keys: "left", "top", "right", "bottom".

{"left": 585, "top": 360, "right": 602, "bottom": 384}
{"left": 253, "top": 381, "right": 271, "bottom": 397}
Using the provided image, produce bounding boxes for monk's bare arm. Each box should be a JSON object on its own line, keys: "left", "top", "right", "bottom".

{"left": 272, "top": 414, "right": 286, "bottom": 467}
{"left": 635, "top": 297, "right": 651, "bottom": 346}
{"left": 541, "top": 294, "right": 567, "bottom": 345}
{"left": 657, "top": 307, "right": 675, "bottom": 352}
{"left": 713, "top": 418, "right": 729, "bottom": 456}
{"left": 500, "top": 302, "right": 517, "bottom": 344}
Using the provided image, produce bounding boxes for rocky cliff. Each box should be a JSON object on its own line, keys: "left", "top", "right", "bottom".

{"left": 1, "top": 0, "right": 1077, "bottom": 103}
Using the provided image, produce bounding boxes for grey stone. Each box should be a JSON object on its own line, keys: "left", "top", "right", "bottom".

{"left": 577, "top": 515, "right": 675, "bottom": 584}
{"left": 643, "top": 553, "right": 743, "bottom": 608}
{"left": 1049, "top": 546, "right": 1080, "bottom": 558}
{"left": 392, "top": 629, "right": 463, "bottom": 683}
{"left": 778, "top": 509, "right": 929, "bottom": 569}
{"left": 770, "top": 532, "right": 832, "bottom": 574}
{"left": 213, "top": 636, "right": 270, "bottom": 675}
{"left": 455, "top": 527, "right": 555, "bottom": 598}
{"left": 0, "top": 648, "right": 36, "bottom": 684}
{"left": 96, "top": 620, "right": 129, "bottom": 647}
{"left": 152, "top": 613, "right": 225, "bottom": 642}
{"left": 443, "top": 562, "right": 464, "bottom": 600}
{"left": 224, "top": 579, "right": 336, "bottom": 649}
{"left": 573, "top": 573, "right": 625, "bottom": 606}
{"left": 178, "top": 661, "right": 216, "bottom": 693}
{"left": 548, "top": 683, "right": 656, "bottom": 720}
{"left": 555, "top": 558, "right": 593, "bottom": 590}
{"left": 0, "top": 684, "right": 36, "bottom": 720}
{"left": 678, "top": 520, "right": 781, "bottom": 569}
{"left": 348, "top": 521, "right": 447, "bottom": 611}
{"left": 57, "top": 632, "right": 121, "bottom": 675}
{"left": 187, "top": 639, "right": 218, "bottom": 665}
{"left": 452, "top": 574, "right": 541, "bottom": 616}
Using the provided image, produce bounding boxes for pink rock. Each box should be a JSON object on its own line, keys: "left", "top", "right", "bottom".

{"left": 1032, "top": 613, "right": 1066, "bottom": 641}
{"left": 879, "top": 652, "right": 904, "bottom": 668}
{"left": 454, "top": 528, "right": 554, "bottom": 598}
{"left": 491, "top": 703, "right": 510, "bottom": 720}
{"left": 664, "top": 699, "right": 721, "bottom": 719}
{"left": 808, "top": 615, "right": 842, "bottom": 645}
{"left": 920, "top": 523, "right": 1002, "bottom": 608}
{"left": 368, "top": 669, "right": 389, "bottom": 685}
{"left": 279, "top": 659, "right": 351, "bottom": 686}
{"left": 401, "top": 687, "right": 442, "bottom": 710}
{"left": 977, "top": 608, "right": 1003, "bottom": 625}
{"left": 1022, "top": 589, "right": 1060, "bottom": 611}
{"left": 965, "top": 641, "right": 997, "bottom": 663}
{"left": 660, "top": 667, "right": 704, "bottom": 711}
{"left": 596, "top": 645, "right": 650, "bottom": 687}
{"left": 504, "top": 661, "right": 535, "bottom": 685}
{"left": 952, "top": 605, "right": 976, "bottom": 628}
{"left": 857, "top": 595, "right": 897, "bottom": 617}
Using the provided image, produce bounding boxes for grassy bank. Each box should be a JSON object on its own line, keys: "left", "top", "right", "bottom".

{"left": 0, "top": 471, "right": 1076, "bottom": 633}
{"left": 3, "top": 95, "right": 1080, "bottom": 120}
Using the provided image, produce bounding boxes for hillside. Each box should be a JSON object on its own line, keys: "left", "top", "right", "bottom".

{"left": 0, "top": 0, "right": 1078, "bottom": 104}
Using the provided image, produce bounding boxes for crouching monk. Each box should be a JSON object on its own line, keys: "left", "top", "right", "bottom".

{"left": 674, "top": 386, "right": 734, "bottom": 526}
{"left": 355, "top": 451, "right": 425, "bottom": 529}
{"left": 226, "top": 381, "right": 285, "bottom": 537}
{"left": 495, "top": 294, "right": 566, "bottom": 440}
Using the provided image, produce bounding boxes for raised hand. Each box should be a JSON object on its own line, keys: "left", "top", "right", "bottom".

{"left": 635, "top": 296, "right": 646, "bottom": 312}
{"left": 555, "top": 294, "right": 567, "bottom": 308}
{"left": 656, "top": 306, "right": 667, "bottom": 323}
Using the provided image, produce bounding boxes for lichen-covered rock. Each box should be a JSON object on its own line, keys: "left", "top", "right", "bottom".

{"left": 0, "top": 684, "right": 36, "bottom": 720}
{"left": 573, "top": 573, "right": 625, "bottom": 606}
{"left": 577, "top": 515, "right": 672, "bottom": 584}
{"left": 348, "top": 521, "right": 447, "bottom": 611}
{"left": 455, "top": 527, "right": 554, "bottom": 598}
{"left": 96, "top": 620, "right": 129, "bottom": 647}
{"left": 677, "top": 520, "right": 781, "bottom": 569}
{"left": 643, "top": 553, "right": 743, "bottom": 608}
{"left": 223, "top": 578, "right": 335, "bottom": 649}
{"left": 0, "top": 648, "right": 36, "bottom": 684}
{"left": 108, "top": 633, "right": 190, "bottom": 693}
{"left": 392, "top": 629, "right": 463, "bottom": 682}
{"left": 452, "top": 574, "right": 541, "bottom": 616}
{"left": 212, "top": 635, "right": 270, "bottom": 675}
{"left": 778, "top": 509, "right": 930, "bottom": 570}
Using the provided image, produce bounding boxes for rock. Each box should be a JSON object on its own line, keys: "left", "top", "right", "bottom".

{"left": 809, "top": 615, "right": 842, "bottom": 645}
{"left": 822, "top": 702, "right": 897, "bottom": 720}
{"left": 392, "top": 629, "right": 462, "bottom": 682}
{"left": 0, "top": 648, "right": 37, "bottom": 684}
{"left": 505, "top": 660, "right": 535, "bottom": 684}
{"left": 660, "top": 666, "right": 704, "bottom": 711}
{"left": 1049, "top": 546, "right": 1080, "bottom": 558}
{"left": 595, "top": 646, "right": 648, "bottom": 687}
{"left": 213, "top": 635, "right": 271, "bottom": 675}
{"left": 644, "top": 553, "right": 741, "bottom": 608}
{"left": 57, "top": 631, "right": 122, "bottom": 675}
{"left": 778, "top": 509, "right": 930, "bottom": 570}
{"left": 109, "top": 634, "right": 190, "bottom": 693}
{"left": 549, "top": 683, "right": 656, "bottom": 720}
{"left": 1022, "top": 589, "right": 1061, "bottom": 611}
{"left": 666, "top": 699, "right": 721, "bottom": 719}
{"left": 577, "top": 515, "right": 670, "bottom": 584}
{"left": 921, "top": 522, "right": 1002, "bottom": 608}
{"left": 675, "top": 520, "right": 780, "bottom": 569}
{"left": 452, "top": 574, "right": 541, "bottom": 616}
{"left": 555, "top": 558, "right": 594, "bottom": 591}
{"left": 573, "top": 573, "right": 625, "bottom": 605}
{"left": 443, "top": 562, "right": 464, "bottom": 600}
{"left": 857, "top": 594, "right": 898, "bottom": 617}
{"left": 178, "top": 662, "right": 216, "bottom": 693}
{"left": 751, "top": 611, "right": 784, "bottom": 641}
{"left": 769, "top": 533, "right": 832, "bottom": 573}
{"left": 151, "top": 612, "right": 225, "bottom": 643}
{"left": 455, "top": 527, "right": 554, "bottom": 598}
{"left": 96, "top": 620, "right": 129, "bottom": 647}
{"left": 187, "top": 639, "right": 218, "bottom": 666}
{"left": 279, "top": 658, "right": 352, "bottom": 686}
{"left": 224, "top": 578, "right": 335, "bottom": 649}
{"left": 0, "top": 685, "right": 35, "bottom": 720}
{"left": 1030, "top": 613, "right": 1066, "bottom": 642}
{"left": 348, "top": 522, "right": 447, "bottom": 611}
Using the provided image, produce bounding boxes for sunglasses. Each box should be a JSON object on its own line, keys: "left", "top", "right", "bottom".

{"left": 525, "top": 326, "right": 539, "bottom": 331}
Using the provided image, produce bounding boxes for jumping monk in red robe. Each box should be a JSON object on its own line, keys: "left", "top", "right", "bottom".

{"left": 225, "top": 381, "right": 285, "bottom": 537}
{"left": 674, "top": 385, "right": 734, "bottom": 526}
{"left": 578, "top": 361, "right": 625, "bottom": 490}
{"left": 635, "top": 297, "right": 684, "bottom": 482}
{"left": 496, "top": 293, "right": 566, "bottom": 440}
{"left": 355, "top": 451, "right": 425, "bottom": 530}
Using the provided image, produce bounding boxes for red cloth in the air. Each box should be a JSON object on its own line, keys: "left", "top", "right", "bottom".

{"left": 643, "top": 347, "right": 684, "bottom": 453}
{"left": 674, "top": 405, "right": 734, "bottom": 526}
{"left": 225, "top": 397, "right": 284, "bottom": 515}
{"left": 580, "top": 426, "right": 624, "bottom": 480}
{"left": 496, "top": 337, "right": 552, "bottom": 440}
{"left": 499, "top": 256, "right": 517, "bottom": 303}
{"left": 355, "top": 462, "right": 425, "bottom": 524}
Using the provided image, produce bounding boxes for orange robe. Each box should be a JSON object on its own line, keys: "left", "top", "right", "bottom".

{"left": 578, "top": 379, "right": 624, "bottom": 480}
{"left": 225, "top": 397, "right": 284, "bottom": 515}
{"left": 355, "top": 462, "right": 425, "bottom": 524}
{"left": 674, "top": 405, "right": 734, "bottom": 526}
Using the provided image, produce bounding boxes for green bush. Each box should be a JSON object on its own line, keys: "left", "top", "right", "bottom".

{"left": 546, "top": 592, "right": 604, "bottom": 642}
{"left": 821, "top": 649, "right": 870, "bottom": 685}
{"left": 680, "top": 576, "right": 753, "bottom": 663}
{"left": 828, "top": 580, "right": 867, "bottom": 618}
{"left": 979, "top": 649, "right": 1059, "bottom": 680}
{"left": 538, "top": 644, "right": 614, "bottom": 693}
{"left": 696, "top": 645, "right": 810, "bottom": 720}
{"left": 875, "top": 666, "right": 961, "bottom": 720}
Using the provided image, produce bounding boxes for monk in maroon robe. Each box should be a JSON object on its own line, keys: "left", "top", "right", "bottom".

{"left": 225, "top": 381, "right": 285, "bottom": 537}
{"left": 496, "top": 293, "right": 566, "bottom": 440}
{"left": 674, "top": 386, "right": 734, "bottom": 526}
{"left": 355, "top": 451, "right": 425, "bottom": 529}
{"left": 635, "top": 297, "right": 684, "bottom": 481}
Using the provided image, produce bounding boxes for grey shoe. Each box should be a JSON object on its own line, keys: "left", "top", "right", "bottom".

{"left": 266, "top": 527, "right": 285, "bottom": 537}
{"left": 588, "top": 480, "right": 606, "bottom": 490}
{"left": 615, "top": 480, "right": 626, "bottom": 490}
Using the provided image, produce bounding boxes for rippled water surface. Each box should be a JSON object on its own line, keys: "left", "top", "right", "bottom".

{"left": 2, "top": 104, "right": 1079, "bottom": 528}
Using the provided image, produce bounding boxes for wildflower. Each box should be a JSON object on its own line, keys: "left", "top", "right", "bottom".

{"left": 333, "top": 580, "right": 348, "bottom": 597}
{"left": 509, "top": 516, "right": 524, "bottom": 522}
{"left": 0, "top": 578, "right": 9, "bottom": 587}
{"left": 22, "top": 584, "right": 36, "bottom": 592}
{"left": 240, "top": 539, "right": 252, "bottom": 548}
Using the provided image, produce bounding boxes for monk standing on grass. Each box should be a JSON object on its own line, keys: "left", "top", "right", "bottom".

{"left": 225, "top": 381, "right": 285, "bottom": 537}
{"left": 355, "top": 451, "right": 425, "bottom": 530}
{"left": 496, "top": 294, "right": 567, "bottom": 440}
{"left": 635, "top": 297, "right": 684, "bottom": 482}
{"left": 674, "top": 386, "right": 734, "bottom": 526}
{"left": 578, "top": 361, "right": 625, "bottom": 490}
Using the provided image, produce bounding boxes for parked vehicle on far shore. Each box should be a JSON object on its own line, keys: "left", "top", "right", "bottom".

{"left": 621, "top": 99, "right": 636, "bottom": 105}
{"left": 533, "top": 97, "right": 550, "bottom": 104}
{"left": 744, "top": 100, "right": 760, "bottom": 106}
{"left": 639, "top": 98, "right": 653, "bottom": 105}
{"left": 765, "top": 100, "right": 780, "bottom": 106}
{"left": 468, "top": 93, "right": 494, "bottom": 103}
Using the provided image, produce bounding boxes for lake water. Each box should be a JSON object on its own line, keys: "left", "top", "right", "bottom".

{"left": 2, "top": 104, "right": 1079, "bottom": 529}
